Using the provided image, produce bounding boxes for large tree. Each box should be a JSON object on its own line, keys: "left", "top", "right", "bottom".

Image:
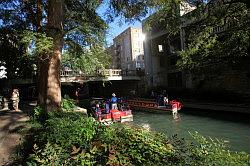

{"left": 0, "top": 0, "right": 108, "bottom": 111}
{"left": 0, "top": 0, "right": 156, "bottom": 111}
{"left": 2, "top": 0, "right": 247, "bottom": 111}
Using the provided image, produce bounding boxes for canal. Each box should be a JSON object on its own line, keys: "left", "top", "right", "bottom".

{"left": 131, "top": 108, "right": 250, "bottom": 153}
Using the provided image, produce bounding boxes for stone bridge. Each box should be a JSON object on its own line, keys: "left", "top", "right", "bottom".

{"left": 60, "top": 69, "right": 141, "bottom": 83}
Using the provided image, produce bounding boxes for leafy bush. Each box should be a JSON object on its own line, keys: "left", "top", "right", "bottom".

{"left": 61, "top": 98, "right": 76, "bottom": 111}
{"left": 95, "top": 124, "right": 175, "bottom": 165}
{"left": 32, "top": 106, "right": 47, "bottom": 122}
{"left": 189, "top": 132, "right": 250, "bottom": 166}
{"left": 21, "top": 112, "right": 250, "bottom": 166}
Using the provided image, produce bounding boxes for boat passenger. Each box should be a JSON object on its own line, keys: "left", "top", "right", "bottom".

{"left": 95, "top": 104, "right": 102, "bottom": 116}
{"left": 151, "top": 90, "right": 155, "bottom": 99}
{"left": 105, "top": 99, "right": 110, "bottom": 113}
{"left": 157, "top": 93, "right": 164, "bottom": 106}
{"left": 164, "top": 95, "right": 168, "bottom": 106}
{"left": 111, "top": 93, "right": 118, "bottom": 110}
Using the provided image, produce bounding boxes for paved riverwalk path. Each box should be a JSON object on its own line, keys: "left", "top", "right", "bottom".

{"left": 0, "top": 103, "right": 33, "bottom": 165}
{"left": 183, "top": 99, "right": 250, "bottom": 114}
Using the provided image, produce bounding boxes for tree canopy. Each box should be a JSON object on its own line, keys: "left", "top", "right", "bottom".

{"left": 0, "top": 0, "right": 158, "bottom": 110}
{"left": 177, "top": 0, "right": 250, "bottom": 70}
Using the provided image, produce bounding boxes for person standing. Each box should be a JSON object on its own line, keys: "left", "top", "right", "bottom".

{"left": 11, "top": 89, "right": 19, "bottom": 111}
{"left": 75, "top": 87, "right": 80, "bottom": 104}
{"left": 110, "top": 93, "right": 118, "bottom": 110}
{"left": 105, "top": 99, "right": 110, "bottom": 113}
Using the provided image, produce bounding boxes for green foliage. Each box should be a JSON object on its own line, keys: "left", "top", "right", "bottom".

{"left": 44, "top": 113, "right": 98, "bottom": 149}
{"left": 19, "top": 112, "right": 250, "bottom": 165}
{"left": 32, "top": 106, "right": 47, "bottom": 122}
{"left": 26, "top": 112, "right": 99, "bottom": 165}
{"left": 27, "top": 143, "right": 70, "bottom": 166}
{"left": 177, "top": 27, "right": 218, "bottom": 69}
{"left": 0, "top": 28, "right": 35, "bottom": 79}
{"left": 96, "top": 124, "right": 175, "bottom": 165}
{"left": 64, "top": 0, "right": 107, "bottom": 49}
{"left": 190, "top": 132, "right": 250, "bottom": 166}
{"left": 21, "top": 30, "right": 53, "bottom": 57}
{"left": 143, "top": 0, "right": 182, "bottom": 38}
{"left": 61, "top": 98, "right": 76, "bottom": 111}
{"left": 178, "top": 1, "right": 250, "bottom": 70}
{"left": 62, "top": 45, "right": 111, "bottom": 75}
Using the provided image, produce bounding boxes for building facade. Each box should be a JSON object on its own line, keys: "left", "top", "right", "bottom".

{"left": 143, "top": 2, "right": 195, "bottom": 90}
{"left": 112, "top": 27, "right": 145, "bottom": 72}
{"left": 143, "top": 0, "right": 250, "bottom": 98}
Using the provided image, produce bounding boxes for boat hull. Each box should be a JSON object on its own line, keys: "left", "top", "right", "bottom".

{"left": 126, "top": 99, "right": 182, "bottom": 112}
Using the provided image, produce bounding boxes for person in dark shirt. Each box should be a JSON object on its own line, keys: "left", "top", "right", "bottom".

{"left": 105, "top": 99, "right": 110, "bottom": 113}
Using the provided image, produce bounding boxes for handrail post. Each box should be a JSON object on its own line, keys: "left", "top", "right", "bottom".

{"left": 109, "top": 69, "right": 112, "bottom": 76}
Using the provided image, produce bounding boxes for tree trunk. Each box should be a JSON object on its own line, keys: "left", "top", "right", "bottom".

{"left": 37, "top": 0, "right": 48, "bottom": 108}
{"left": 37, "top": 0, "right": 64, "bottom": 111}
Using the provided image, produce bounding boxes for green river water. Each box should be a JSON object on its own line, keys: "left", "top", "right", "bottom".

{"left": 131, "top": 109, "right": 250, "bottom": 153}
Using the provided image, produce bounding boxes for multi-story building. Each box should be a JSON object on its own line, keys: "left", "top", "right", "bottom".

{"left": 142, "top": 2, "right": 196, "bottom": 89}
{"left": 112, "top": 27, "right": 145, "bottom": 72}
{"left": 143, "top": 0, "right": 250, "bottom": 98}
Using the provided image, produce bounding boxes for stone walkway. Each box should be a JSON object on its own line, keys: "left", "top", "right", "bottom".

{"left": 0, "top": 103, "right": 32, "bottom": 166}
{"left": 183, "top": 99, "right": 250, "bottom": 113}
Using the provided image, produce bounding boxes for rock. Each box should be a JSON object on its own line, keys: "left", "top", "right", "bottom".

{"left": 74, "top": 106, "right": 87, "bottom": 114}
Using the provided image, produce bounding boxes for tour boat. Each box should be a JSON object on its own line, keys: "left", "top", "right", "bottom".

{"left": 125, "top": 99, "right": 183, "bottom": 113}
{"left": 91, "top": 98, "right": 133, "bottom": 124}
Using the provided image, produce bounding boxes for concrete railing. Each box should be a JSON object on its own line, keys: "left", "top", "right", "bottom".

{"left": 60, "top": 69, "right": 124, "bottom": 77}
{"left": 97, "top": 69, "right": 122, "bottom": 76}
{"left": 60, "top": 70, "right": 82, "bottom": 76}
{"left": 60, "top": 69, "right": 142, "bottom": 82}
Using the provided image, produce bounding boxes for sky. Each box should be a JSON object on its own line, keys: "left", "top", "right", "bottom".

{"left": 105, "top": 20, "right": 142, "bottom": 46}
{"left": 97, "top": 2, "right": 144, "bottom": 46}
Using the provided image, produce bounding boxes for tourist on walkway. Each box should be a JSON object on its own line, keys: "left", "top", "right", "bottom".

{"left": 11, "top": 89, "right": 19, "bottom": 111}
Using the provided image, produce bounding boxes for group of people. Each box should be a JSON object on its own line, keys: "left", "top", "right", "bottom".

{"left": 94, "top": 93, "right": 121, "bottom": 115}
{"left": 0, "top": 88, "right": 19, "bottom": 111}
{"left": 151, "top": 90, "right": 169, "bottom": 106}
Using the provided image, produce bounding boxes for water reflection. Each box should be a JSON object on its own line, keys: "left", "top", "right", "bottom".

{"left": 172, "top": 113, "right": 181, "bottom": 134}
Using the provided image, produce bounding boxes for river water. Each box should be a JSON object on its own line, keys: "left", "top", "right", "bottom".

{"left": 131, "top": 108, "right": 250, "bottom": 153}
{"left": 80, "top": 99, "right": 250, "bottom": 153}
